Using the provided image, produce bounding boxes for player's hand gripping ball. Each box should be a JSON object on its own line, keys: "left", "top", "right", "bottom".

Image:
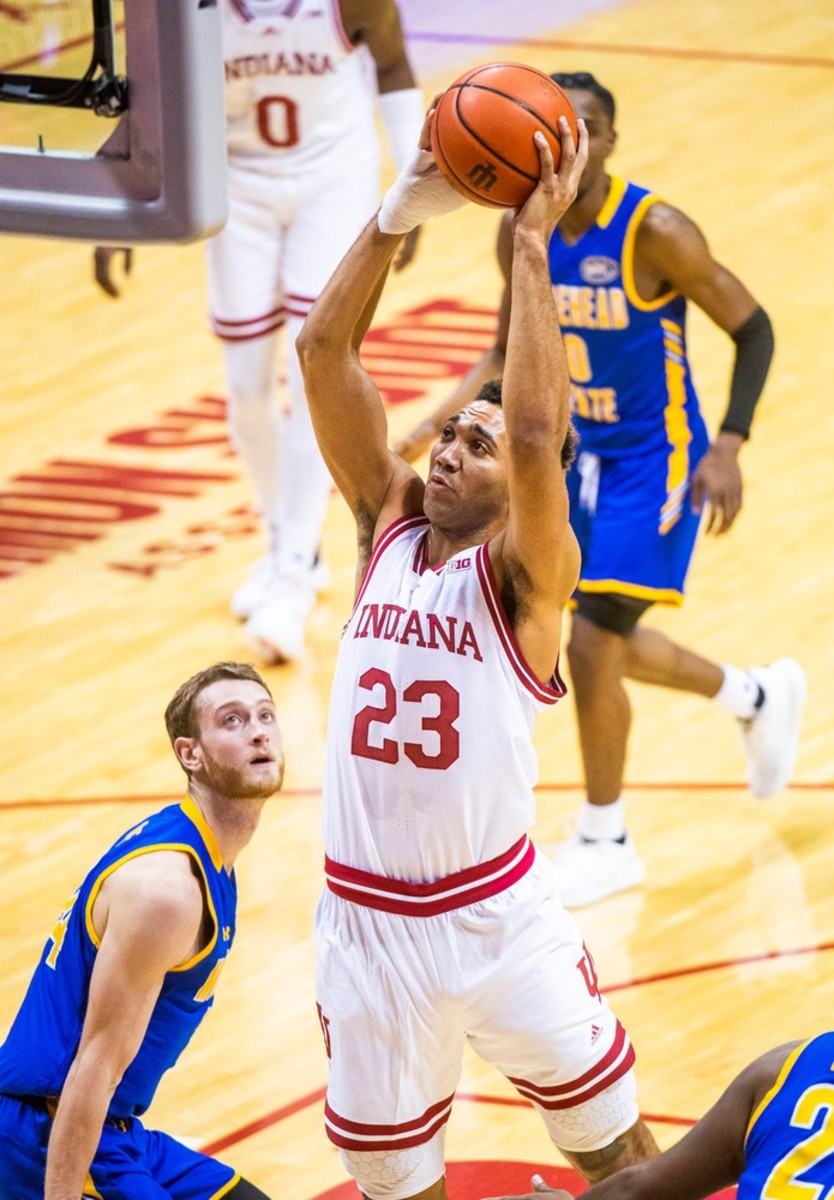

{"left": 430, "top": 62, "right": 578, "bottom": 209}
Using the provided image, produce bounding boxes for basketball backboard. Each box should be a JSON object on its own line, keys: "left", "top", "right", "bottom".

{"left": 0, "top": 0, "right": 228, "bottom": 243}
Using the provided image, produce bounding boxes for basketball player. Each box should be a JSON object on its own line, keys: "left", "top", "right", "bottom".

{"left": 296, "top": 111, "right": 659, "bottom": 1200}
{"left": 395, "top": 71, "right": 806, "bottom": 908}
{"left": 95, "top": 0, "right": 424, "bottom": 665}
{"left": 497, "top": 1032, "right": 834, "bottom": 1200}
{"left": 0, "top": 662, "right": 283, "bottom": 1200}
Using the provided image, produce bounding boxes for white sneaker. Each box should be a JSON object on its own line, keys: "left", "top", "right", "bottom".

{"left": 245, "top": 570, "right": 316, "bottom": 663}
{"left": 739, "top": 657, "right": 807, "bottom": 798}
{"left": 231, "top": 552, "right": 329, "bottom": 621}
{"left": 231, "top": 556, "right": 275, "bottom": 621}
{"left": 551, "top": 834, "right": 645, "bottom": 908}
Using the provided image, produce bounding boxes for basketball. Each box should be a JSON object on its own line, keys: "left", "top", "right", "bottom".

{"left": 430, "top": 62, "right": 578, "bottom": 209}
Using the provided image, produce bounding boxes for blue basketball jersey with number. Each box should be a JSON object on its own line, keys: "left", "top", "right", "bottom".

{"left": 0, "top": 797, "right": 237, "bottom": 1118}
{"left": 739, "top": 1033, "right": 834, "bottom": 1198}
{"left": 548, "top": 176, "right": 707, "bottom": 457}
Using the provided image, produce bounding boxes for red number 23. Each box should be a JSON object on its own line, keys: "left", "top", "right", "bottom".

{"left": 351, "top": 668, "right": 460, "bottom": 770}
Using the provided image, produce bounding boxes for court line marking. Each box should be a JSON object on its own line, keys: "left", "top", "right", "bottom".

{"left": 406, "top": 31, "right": 834, "bottom": 70}
{"left": 1, "top": 779, "right": 831, "bottom": 809}
{"left": 3, "top": 27, "right": 831, "bottom": 76}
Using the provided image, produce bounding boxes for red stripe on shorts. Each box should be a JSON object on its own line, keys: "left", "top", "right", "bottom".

{"left": 508, "top": 1021, "right": 636, "bottom": 1110}
{"left": 325, "top": 835, "right": 535, "bottom": 916}
{"left": 324, "top": 1093, "right": 454, "bottom": 1151}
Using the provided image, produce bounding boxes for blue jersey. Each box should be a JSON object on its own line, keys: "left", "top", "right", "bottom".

{"left": 549, "top": 176, "right": 708, "bottom": 460}
{"left": 740, "top": 1033, "right": 834, "bottom": 1198}
{"left": 0, "top": 797, "right": 237, "bottom": 1118}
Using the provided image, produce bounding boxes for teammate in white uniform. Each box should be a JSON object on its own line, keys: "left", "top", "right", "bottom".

{"left": 95, "top": 0, "right": 424, "bottom": 664}
{"left": 297, "top": 110, "right": 659, "bottom": 1199}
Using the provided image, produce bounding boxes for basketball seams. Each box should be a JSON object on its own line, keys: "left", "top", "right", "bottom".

{"left": 431, "top": 61, "right": 577, "bottom": 209}
{"left": 449, "top": 88, "right": 540, "bottom": 185}
{"left": 457, "top": 85, "right": 563, "bottom": 142}
{"left": 431, "top": 110, "right": 508, "bottom": 209}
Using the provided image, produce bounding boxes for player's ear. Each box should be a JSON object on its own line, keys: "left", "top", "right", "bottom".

{"left": 174, "top": 736, "right": 201, "bottom": 773}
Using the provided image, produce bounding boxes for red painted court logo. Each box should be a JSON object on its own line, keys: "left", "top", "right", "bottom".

{"left": 312, "top": 1161, "right": 584, "bottom": 1200}
{"left": 310, "top": 1160, "right": 737, "bottom": 1200}
{"left": 0, "top": 300, "right": 497, "bottom": 583}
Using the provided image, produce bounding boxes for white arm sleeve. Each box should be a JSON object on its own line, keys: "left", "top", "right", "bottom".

{"left": 377, "top": 86, "right": 425, "bottom": 173}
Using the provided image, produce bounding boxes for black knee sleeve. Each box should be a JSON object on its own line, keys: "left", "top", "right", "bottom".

{"left": 574, "top": 591, "right": 653, "bottom": 637}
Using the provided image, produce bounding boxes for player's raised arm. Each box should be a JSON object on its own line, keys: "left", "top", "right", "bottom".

{"left": 492, "top": 119, "right": 587, "bottom": 678}
{"left": 395, "top": 212, "right": 514, "bottom": 462}
{"left": 297, "top": 111, "right": 466, "bottom": 544}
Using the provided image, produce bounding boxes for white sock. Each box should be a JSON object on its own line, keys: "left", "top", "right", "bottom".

{"left": 223, "top": 337, "right": 285, "bottom": 529}
{"left": 715, "top": 664, "right": 763, "bottom": 719}
{"left": 577, "top": 797, "right": 626, "bottom": 842}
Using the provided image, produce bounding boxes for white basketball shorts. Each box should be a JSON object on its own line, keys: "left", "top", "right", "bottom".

{"left": 314, "top": 847, "right": 639, "bottom": 1198}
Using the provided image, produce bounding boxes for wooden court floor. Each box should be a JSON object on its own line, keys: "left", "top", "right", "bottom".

{"left": 1, "top": 0, "right": 834, "bottom": 1194}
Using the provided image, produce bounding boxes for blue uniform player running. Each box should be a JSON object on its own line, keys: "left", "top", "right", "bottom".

{"left": 397, "top": 71, "right": 806, "bottom": 909}
{"left": 0, "top": 662, "right": 282, "bottom": 1200}
{"left": 500, "top": 1031, "right": 834, "bottom": 1200}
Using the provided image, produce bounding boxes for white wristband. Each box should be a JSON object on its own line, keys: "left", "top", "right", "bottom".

{"left": 377, "top": 146, "right": 468, "bottom": 235}
{"left": 377, "top": 86, "right": 425, "bottom": 173}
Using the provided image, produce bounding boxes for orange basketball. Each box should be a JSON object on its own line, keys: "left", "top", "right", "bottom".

{"left": 430, "top": 62, "right": 578, "bottom": 209}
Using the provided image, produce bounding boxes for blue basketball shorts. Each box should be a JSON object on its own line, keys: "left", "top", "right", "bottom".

{"left": 566, "top": 428, "right": 709, "bottom": 605}
{"left": 0, "top": 1093, "right": 238, "bottom": 1200}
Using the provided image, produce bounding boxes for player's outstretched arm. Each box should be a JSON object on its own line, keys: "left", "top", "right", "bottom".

{"left": 636, "top": 204, "right": 773, "bottom": 535}
{"left": 296, "top": 217, "right": 420, "bottom": 537}
{"left": 493, "top": 120, "right": 586, "bottom": 680}
{"left": 395, "top": 211, "right": 514, "bottom": 462}
{"left": 297, "top": 109, "right": 466, "bottom": 540}
{"left": 44, "top": 853, "right": 204, "bottom": 1200}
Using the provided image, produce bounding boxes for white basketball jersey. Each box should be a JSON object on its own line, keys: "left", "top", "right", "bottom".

{"left": 323, "top": 516, "right": 567, "bottom": 880}
{"left": 222, "top": 0, "right": 377, "bottom": 171}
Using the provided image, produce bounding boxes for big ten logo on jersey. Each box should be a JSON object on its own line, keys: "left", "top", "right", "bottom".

{"left": 446, "top": 556, "right": 472, "bottom": 573}
{"left": 45, "top": 889, "right": 80, "bottom": 970}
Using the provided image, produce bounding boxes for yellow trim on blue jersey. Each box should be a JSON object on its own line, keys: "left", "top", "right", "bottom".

{"left": 181, "top": 795, "right": 224, "bottom": 871}
{"left": 745, "top": 1039, "right": 812, "bottom": 1142}
{"left": 578, "top": 579, "right": 685, "bottom": 606}
{"left": 83, "top": 844, "right": 220, "bottom": 970}
{"left": 211, "top": 1171, "right": 242, "bottom": 1198}
{"left": 622, "top": 193, "right": 679, "bottom": 312}
{"left": 661, "top": 321, "right": 692, "bottom": 531}
{"left": 596, "top": 174, "right": 627, "bottom": 229}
